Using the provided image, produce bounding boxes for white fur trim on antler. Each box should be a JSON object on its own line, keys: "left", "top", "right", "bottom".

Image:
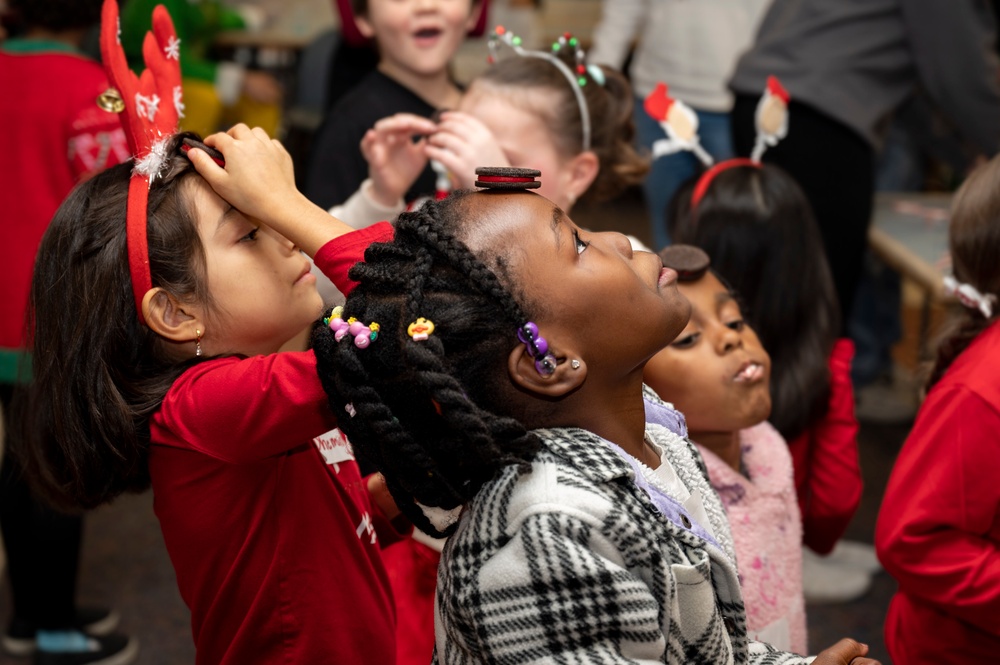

{"left": 133, "top": 136, "right": 171, "bottom": 181}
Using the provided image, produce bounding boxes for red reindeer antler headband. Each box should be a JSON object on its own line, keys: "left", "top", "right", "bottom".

{"left": 99, "top": 0, "right": 183, "bottom": 324}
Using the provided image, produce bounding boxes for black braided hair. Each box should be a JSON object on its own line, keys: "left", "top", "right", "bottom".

{"left": 313, "top": 190, "right": 543, "bottom": 537}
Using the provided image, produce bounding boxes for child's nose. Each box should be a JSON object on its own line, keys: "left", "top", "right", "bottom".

{"left": 608, "top": 232, "right": 633, "bottom": 259}
{"left": 716, "top": 325, "right": 743, "bottom": 354}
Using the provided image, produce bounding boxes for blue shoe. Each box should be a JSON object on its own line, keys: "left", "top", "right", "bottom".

{"left": 33, "top": 632, "right": 138, "bottom": 665}
{"left": 3, "top": 608, "right": 120, "bottom": 657}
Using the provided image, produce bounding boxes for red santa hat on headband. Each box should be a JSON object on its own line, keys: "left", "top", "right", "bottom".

{"left": 752, "top": 75, "right": 790, "bottom": 162}
{"left": 644, "top": 83, "right": 715, "bottom": 167}
{"left": 98, "top": 0, "right": 183, "bottom": 324}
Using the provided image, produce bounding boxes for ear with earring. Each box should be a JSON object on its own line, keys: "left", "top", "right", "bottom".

{"left": 195, "top": 329, "right": 203, "bottom": 357}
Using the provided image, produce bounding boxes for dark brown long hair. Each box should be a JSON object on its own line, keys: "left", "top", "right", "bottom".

{"left": 927, "top": 156, "right": 1000, "bottom": 389}
{"left": 15, "top": 133, "right": 210, "bottom": 510}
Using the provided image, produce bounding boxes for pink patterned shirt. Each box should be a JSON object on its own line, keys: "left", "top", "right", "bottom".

{"left": 696, "top": 421, "right": 807, "bottom": 654}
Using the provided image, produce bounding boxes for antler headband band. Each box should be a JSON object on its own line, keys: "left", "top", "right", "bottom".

{"left": 644, "top": 76, "right": 791, "bottom": 211}
{"left": 488, "top": 26, "right": 599, "bottom": 152}
{"left": 99, "top": 0, "right": 184, "bottom": 324}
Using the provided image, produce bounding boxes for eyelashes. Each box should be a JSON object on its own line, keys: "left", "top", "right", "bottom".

{"left": 573, "top": 229, "right": 589, "bottom": 255}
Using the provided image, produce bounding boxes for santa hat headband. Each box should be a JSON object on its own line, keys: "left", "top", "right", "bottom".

{"left": 644, "top": 76, "right": 791, "bottom": 211}
{"left": 488, "top": 26, "right": 604, "bottom": 152}
{"left": 99, "top": 0, "right": 184, "bottom": 325}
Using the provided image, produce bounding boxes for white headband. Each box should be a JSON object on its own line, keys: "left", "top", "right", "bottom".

{"left": 488, "top": 27, "right": 593, "bottom": 152}
{"left": 943, "top": 275, "right": 996, "bottom": 319}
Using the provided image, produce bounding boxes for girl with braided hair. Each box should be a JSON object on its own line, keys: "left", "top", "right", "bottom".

{"left": 876, "top": 154, "right": 1000, "bottom": 663}
{"left": 312, "top": 169, "right": 878, "bottom": 664}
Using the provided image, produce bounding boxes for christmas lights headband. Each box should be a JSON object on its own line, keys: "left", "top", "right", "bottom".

{"left": 644, "top": 76, "right": 791, "bottom": 211}
{"left": 98, "top": 0, "right": 184, "bottom": 325}
{"left": 488, "top": 26, "right": 604, "bottom": 152}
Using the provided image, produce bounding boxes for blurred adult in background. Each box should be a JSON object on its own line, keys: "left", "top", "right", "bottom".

{"left": 589, "top": 0, "right": 772, "bottom": 250}
{"left": 730, "top": 0, "right": 1000, "bottom": 326}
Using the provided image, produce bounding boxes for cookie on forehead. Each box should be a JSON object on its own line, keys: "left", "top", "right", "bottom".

{"left": 658, "top": 245, "right": 710, "bottom": 282}
{"left": 474, "top": 166, "right": 541, "bottom": 190}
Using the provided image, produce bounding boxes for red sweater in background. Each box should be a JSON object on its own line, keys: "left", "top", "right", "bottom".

{"left": 149, "top": 223, "right": 404, "bottom": 665}
{"left": 0, "top": 40, "right": 128, "bottom": 379}
{"left": 876, "top": 320, "right": 1000, "bottom": 663}
{"left": 786, "top": 338, "right": 863, "bottom": 554}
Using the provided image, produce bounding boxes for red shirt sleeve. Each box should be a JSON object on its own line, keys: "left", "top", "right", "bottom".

{"left": 790, "top": 338, "right": 863, "bottom": 554}
{"left": 153, "top": 351, "right": 334, "bottom": 463}
{"left": 876, "top": 384, "right": 1000, "bottom": 636}
{"left": 313, "top": 222, "right": 394, "bottom": 297}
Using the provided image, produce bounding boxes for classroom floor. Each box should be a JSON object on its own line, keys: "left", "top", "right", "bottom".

{"left": 0, "top": 190, "right": 905, "bottom": 664}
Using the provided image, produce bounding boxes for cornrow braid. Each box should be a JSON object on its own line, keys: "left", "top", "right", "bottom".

{"left": 313, "top": 192, "right": 542, "bottom": 537}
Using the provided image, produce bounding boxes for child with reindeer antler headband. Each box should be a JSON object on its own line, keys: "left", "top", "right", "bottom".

{"left": 657, "top": 81, "right": 870, "bottom": 603}
{"left": 14, "top": 1, "right": 417, "bottom": 663}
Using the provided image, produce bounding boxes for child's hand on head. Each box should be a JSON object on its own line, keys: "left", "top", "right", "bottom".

{"left": 361, "top": 113, "right": 437, "bottom": 207}
{"left": 190, "top": 124, "right": 301, "bottom": 223}
{"left": 425, "top": 111, "right": 510, "bottom": 189}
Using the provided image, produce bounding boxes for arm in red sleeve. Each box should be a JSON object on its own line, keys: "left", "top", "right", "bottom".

{"left": 313, "top": 221, "right": 394, "bottom": 297}
{"left": 796, "top": 338, "right": 864, "bottom": 554}
{"left": 153, "top": 351, "right": 334, "bottom": 463}
{"left": 876, "top": 386, "right": 1000, "bottom": 636}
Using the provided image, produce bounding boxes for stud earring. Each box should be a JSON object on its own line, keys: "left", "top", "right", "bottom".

{"left": 570, "top": 359, "right": 581, "bottom": 370}
{"left": 195, "top": 329, "right": 203, "bottom": 357}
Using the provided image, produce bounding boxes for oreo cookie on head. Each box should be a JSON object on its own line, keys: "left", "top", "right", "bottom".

{"left": 658, "top": 245, "right": 710, "bottom": 282}
{"left": 475, "top": 167, "right": 541, "bottom": 190}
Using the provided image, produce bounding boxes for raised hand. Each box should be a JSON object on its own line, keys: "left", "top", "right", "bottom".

{"left": 424, "top": 111, "right": 510, "bottom": 189}
{"left": 361, "top": 113, "right": 437, "bottom": 207}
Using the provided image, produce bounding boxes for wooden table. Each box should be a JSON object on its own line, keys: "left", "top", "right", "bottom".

{"left": 868, "top": 192, "right": 954, "bottom": 356}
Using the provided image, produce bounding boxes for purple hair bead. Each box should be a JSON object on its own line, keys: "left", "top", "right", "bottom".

{"left": 354, "top": 331, "right": 371, "bottom": 349}
{"left": 334, "top": 328, "right": 350, "bottom": 342}
{"left": 516, "top": 322, "right": 538, "bottom": 345}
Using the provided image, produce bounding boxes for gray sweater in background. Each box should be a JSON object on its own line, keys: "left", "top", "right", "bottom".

{"left": 730, "top": 0, "right": 1000, "bottom": 154}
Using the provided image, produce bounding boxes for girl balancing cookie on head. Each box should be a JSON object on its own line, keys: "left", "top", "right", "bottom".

{"left": 312, "top": 166, "right": 879, "bottom": 664}
{"left": 644, "top": 245, "right": 806, "bottom": 652}
{"left": 14, "top": 2, "right": 408, "bottom": 663}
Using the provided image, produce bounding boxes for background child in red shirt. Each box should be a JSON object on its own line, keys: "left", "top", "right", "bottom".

{"left": 0, "top": 0, "right": 132, "bottom": 661}
{"left": 876, "top": 154, "right": 1000, "bottom": 663}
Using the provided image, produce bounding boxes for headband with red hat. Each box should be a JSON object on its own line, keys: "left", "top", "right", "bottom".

{"left": 644, "top": 76, "right": 791, "bottom": 212}
{"left": 98, "top": 0, "right": 184, "bottom": 325}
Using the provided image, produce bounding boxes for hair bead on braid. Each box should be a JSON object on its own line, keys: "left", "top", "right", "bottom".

{"left": 312, "top": 189, "right": 544, "bottom": 537}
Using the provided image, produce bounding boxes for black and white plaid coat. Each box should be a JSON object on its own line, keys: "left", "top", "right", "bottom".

{"left": 433, "top": 420, "right": 813, "bottom": 664}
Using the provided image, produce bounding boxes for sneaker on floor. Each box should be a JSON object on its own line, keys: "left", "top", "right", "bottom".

{"left": 33, "top": 632, "right": 138, "bottom": 665}
{"left": 3, "top": 608, "right": 121, "bottom": 657}
{"left": 825, "top": 540, "right": 883, "bottom": 575}
{"left": 802, "top": 547, "right": 873, "bottom": 604}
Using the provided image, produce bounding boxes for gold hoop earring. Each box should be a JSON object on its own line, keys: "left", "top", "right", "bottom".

{"left": 195, "top": 329, "right": 203, "bottom": 357}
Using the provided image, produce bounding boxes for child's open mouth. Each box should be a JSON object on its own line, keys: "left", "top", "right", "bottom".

{"left": 414, "top": 27, "right": 443, "bottom": 44}
{"left": 733, "top": 361, "right": 764, "bottom": 383}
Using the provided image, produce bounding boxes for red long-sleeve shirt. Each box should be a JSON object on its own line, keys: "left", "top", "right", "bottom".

{"left": 149, "top": 223, "right": 402, "bottom": 665}
{"left": 876, "top": 320, "right": 1000, "bottom": 663}
{"left": 786, "top": 338, "right": 863, "bottom": 554}
{"left": 0, "top": 40, "right": 128, "bottom": 380}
